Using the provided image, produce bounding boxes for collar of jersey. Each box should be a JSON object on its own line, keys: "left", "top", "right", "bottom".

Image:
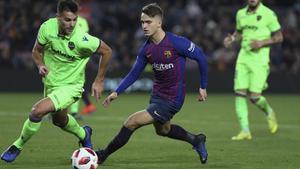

{"left": 149, "top": 32, "right": 167, "bottom": 46}
{"left": 246, "top": 2, "right": 264, "bottom": 15}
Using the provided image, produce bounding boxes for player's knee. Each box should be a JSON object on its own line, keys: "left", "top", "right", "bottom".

{"left": 123, "top": 118, "right": 140, "bottom": 130}
{"left": 30, "top": 106, "right": 44, "bottom": 119}
{"left": 52, "top": 118, "right": 67, "bottom": 128}
{"left": 250, "top": 97, "right": 260, "bottom": 104}
{"left": 155, "top": 129, "right": 169, "bottom": 136}
{"left": 52, "top": 121, "right": 65, "bottom": 128}
{"left": 235, "top": 91, "right": 247, "bottom": 97}
{"left": 52, "top": 120, "right": 62, "bottom": 127}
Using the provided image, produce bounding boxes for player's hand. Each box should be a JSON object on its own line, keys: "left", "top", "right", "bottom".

{"left": 198, "top": 88, "right": 207, "bottom": 102}
{"left": 38, "top": 65, "right": 49, "bottom": 77}
{"left": 102, "top": 92, "right": 118, "bottom": 107}
{"left": 250, "top": 40, "right": 264, "bottom": 51}
{"left": 224, "top": 34, "right": 234, "bottom": 48}
{"left": 91, "top": 80, "right": 104, "bottom": 102}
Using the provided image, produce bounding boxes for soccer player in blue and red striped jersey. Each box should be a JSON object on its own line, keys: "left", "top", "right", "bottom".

{"left": 96, "top": 3, "right": 208, "bottom": 164}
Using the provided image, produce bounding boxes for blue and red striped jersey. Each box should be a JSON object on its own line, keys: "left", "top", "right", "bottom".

{"left": 116, "top": 32, "right": 208, "bottom": 108}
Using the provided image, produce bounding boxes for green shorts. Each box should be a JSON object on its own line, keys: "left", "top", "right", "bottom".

{"left": 234, "top": 62, "right": 269, "bottom": 93}
{"left": 44, "top": 84, "right": 84, "bottom": 111}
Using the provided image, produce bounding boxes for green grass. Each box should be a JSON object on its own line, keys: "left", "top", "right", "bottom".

{"left": 0, "top": 93, "right": 299, "bottom": 169}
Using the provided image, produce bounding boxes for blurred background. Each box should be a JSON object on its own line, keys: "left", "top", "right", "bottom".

{"left": 0, "top": 1, "right": 300, "bottom": 169}
{"left": 0, "top": 0, "right": 300, "bottom": 93}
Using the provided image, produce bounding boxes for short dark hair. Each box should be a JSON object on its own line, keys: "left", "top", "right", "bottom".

{"left": 142, "top": 3, "right": 163, "bottom": 19}
{"left": 57, "top": 0, "right": 79, "bottom": 13}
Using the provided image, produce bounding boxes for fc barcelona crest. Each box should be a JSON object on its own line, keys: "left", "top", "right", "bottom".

{"left": 164, "top": 50, "right": 172, "bottom": 58}
{"left": 68, "top": 41, "right": 75, "bottom": 50}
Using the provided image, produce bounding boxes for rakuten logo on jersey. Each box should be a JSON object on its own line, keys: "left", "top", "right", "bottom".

{"left": 152, "top": 63, "right": 174, "bottom": 71}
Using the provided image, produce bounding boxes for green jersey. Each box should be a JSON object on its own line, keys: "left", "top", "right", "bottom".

{"left": 37, "top": 18, "right": 100, "bottom": 87}
{"left": 236, "top": 3, "right": 280, "bottom": 64}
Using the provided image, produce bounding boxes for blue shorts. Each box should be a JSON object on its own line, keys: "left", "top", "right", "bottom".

{"left": 146, "top": 96, "right": 180, "bottom": 124}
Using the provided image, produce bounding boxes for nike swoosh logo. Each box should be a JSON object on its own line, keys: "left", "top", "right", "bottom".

{"left": 154, "top": 111, "right": 161, "bottom": 117}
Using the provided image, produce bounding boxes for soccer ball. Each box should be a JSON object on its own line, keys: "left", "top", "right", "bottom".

{"left": 71, "top": 147, "right": 98, "bottom": 169}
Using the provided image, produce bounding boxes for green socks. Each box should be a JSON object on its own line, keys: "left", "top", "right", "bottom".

{"left": 62, "top": 114, "right": 85, "bottom": 140}
{"left": 235, "top": 96, "right": 249, "bottom": 132}
{"left": 70, "top": 100, "right": 80, "bottom": 114}
{"left": 13, "top": 119, "right": 41, "bottom": 149}
{"left": 254, "top": 96, "right": 273, "bottom": 116}
{"left": 235, "top": 95, "right": 273, "bottom": 133}
{"left": 12, "top": 114, "right": 86, "bottom": 150}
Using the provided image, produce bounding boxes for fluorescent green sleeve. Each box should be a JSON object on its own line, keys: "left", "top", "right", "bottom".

{"left": 37, "top": 22, "right": 48, "bottom": 45}
{"left": 81, "top": 33, "right": 100, "bottom": 55}
{"left": 267, "top": 11, "right": 280, "bottom": 32}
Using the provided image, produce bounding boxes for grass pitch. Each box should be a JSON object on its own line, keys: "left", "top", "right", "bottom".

{"left": 0, "top": 93, "right": 299, "bottom": 169}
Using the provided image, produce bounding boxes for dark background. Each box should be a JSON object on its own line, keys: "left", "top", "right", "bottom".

{"left": 1, "top": 0, "right": 299, "bottom": 93}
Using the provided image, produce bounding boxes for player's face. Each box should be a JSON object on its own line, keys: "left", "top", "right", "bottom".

{"left": 141, "top": 13, "right": 162, "bottom": 37}
{"left": 248, "top": 0, "right": 260, "bottom": 7}
{"left": 57, "top": 11, "right": 78, "bottom": 35}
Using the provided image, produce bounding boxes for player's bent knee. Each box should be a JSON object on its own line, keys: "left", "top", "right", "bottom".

{"left": 52, "top": 115, "right": 68, "bottom": 128}
{"left": 250, "top": 98, "right": 259, "bottom": 104}
{"left": 155, "top": 129, "right": 168, "bottom": 136}
{"left": 235, "top": 91, "right": 247, "bottom": 97}
{"left": 123, "top": 121, "right": 139, "bottom": 130}
{"left": 52, "top": 121, "right": 65, "bottom": 128}
{"left": 52, "top": 118, "right": 67, "bottom": 128}
{"left": 124, "top": 116, "right": 147, "bottom": 130}
{"left": 30, "top": 106, "right": 44, "bottom": 119}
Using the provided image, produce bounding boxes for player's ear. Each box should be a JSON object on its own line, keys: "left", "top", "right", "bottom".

{"left": 157, "top": 17, "right": 162, "bottom": 27}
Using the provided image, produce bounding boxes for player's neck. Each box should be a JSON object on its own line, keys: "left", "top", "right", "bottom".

{"left": 248, "top": 2, "right": 260, "bottom": 13}
{"left": 150, "top": 29, "right": 165, "bottom": 45}
{"left": 58, "top": 28, "right": 67, "bottom": 37}
{"left": 58, "top": 26, "right": 71, "bottom": 37}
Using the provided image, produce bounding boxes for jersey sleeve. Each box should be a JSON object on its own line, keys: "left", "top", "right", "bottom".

{"left": 115, "top": 47, "right": 148, "bottom": 95}
{"left": 81, "top": 33, "right": 100, "bottom": 55}
{"left": 236, "top": 10, "right": 242, "bottom": 32}
{"left": 37, "top": 22, "right": 48, "bottom": 45}
{"left": 172, "top": 35, "right": 208, "bottom": 89}
{"left": 267, "top": 11, "right": 281, "bottom": 32}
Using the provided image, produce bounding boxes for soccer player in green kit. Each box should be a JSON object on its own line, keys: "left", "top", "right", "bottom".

{"left": 1, "top": 0, "right": 112, "bottom": 162}
{"left": 224, "top": 0, "right": 283, "bottom": 140}
{"left": 69, "top": 9, "right": 97, "bottom": 118}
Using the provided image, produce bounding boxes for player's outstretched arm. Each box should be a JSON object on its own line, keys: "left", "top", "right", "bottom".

{"left": 102, "top": 92, "right": 118, "bottom": 107}
{"left": 198, "top": 88, "right": 207, "bottom": 102}
{"left": 223, "top": 31, "right": 242, "bottom": 48}
{"left": 32, "top": 40, "right": 48, "bottom": 77}
{"left": 92, "top": 40, "right": 112, "bottom": 101}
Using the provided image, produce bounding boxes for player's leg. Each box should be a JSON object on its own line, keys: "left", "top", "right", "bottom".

{"left": 96, "top": 110, "right": 154, "bottom": 164}
{"left": 81, "top": 70, "right": 96, "bottom": 115}
{"left": 80, "top": 91, "right": 96, "bottom": 115}
{"left": 50, "top": 85, "right": 93, "bottom": 147}
{"left": 147, "top": 97, "right": 208, "bottom": 164}
{"left": 232, "top": 89, "right": 252, "bottom": 140}
{"left": 249, "top": 65, "right": 278, "bottom": 133}
{"left": 51, "top": 109, "right": 93, "bottom": 148}
{"left": 1, "top": 97, "right": 55, "bottom": 163}
{"left": 232, "top": 63, "right": 251, "bottom": 140}
{"left": 153, "top": 121, "right": 208, "bottom": 164}
{"left": 153, "top": 120, "right": 199, "bottom": 145}
{"left": 69, "top": 100, "right": 82, "bottom": 119}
